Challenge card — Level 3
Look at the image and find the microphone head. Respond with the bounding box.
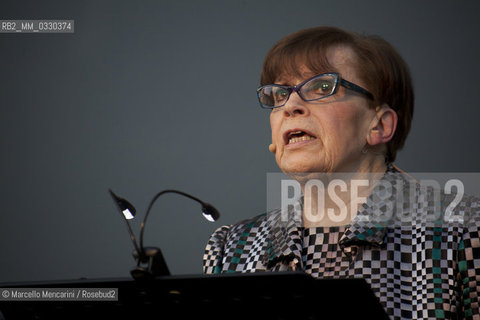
[268,143,276,153]
[109,189,137,220]
[201,203,220,222]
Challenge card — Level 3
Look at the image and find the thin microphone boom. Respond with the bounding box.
[139,189,220,252]
[108,189,141,257]
[109,188,220,279]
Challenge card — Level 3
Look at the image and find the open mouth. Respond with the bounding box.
[285,130,317,145]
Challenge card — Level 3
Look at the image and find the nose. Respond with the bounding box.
[282,91,309,117]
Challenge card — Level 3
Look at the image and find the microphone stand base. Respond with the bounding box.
[131,247,170,280]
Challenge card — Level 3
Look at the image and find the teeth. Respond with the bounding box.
[287,130,305,139]
[288,135,315,144]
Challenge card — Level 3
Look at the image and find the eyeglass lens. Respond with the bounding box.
[259,74,337,108]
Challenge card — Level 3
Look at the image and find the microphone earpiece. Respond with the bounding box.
[268,143,276,153]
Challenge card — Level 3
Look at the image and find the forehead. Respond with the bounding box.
[275,45,360,85]
[326,45,358,75]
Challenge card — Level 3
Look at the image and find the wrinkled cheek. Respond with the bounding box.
[269,114,280,142]
[320,139,337,171]
[275,151,282,166]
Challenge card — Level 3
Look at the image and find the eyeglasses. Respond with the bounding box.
[256,72,374,109]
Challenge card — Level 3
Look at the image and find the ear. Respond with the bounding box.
[366,105,398,146]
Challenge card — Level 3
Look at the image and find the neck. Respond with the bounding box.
[301,156,387,228]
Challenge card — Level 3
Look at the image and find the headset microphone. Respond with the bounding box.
[269,143,276,153]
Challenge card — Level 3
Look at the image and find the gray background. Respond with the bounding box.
[0,0,479,282]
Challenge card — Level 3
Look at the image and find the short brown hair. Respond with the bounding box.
[260,26,414,163]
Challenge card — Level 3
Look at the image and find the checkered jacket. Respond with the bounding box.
[203,167,480,319]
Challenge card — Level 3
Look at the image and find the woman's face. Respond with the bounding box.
[269,46,378,174]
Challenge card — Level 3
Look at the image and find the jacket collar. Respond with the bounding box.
[262,164,407,268]
[338,163,405,251]
[262,197,303,269]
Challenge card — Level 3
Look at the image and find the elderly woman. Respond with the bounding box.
[203,26,480,319]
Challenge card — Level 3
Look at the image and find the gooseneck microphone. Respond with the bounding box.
[109,189,140,255]
[108,188,220,280]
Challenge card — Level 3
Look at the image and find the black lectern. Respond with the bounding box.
[0,272,388,320]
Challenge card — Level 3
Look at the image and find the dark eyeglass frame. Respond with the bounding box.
[256,72,375,109]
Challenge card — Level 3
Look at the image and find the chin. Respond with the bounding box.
[279,153,331,173]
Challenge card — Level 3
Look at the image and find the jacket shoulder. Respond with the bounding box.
[202,212,272,274]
